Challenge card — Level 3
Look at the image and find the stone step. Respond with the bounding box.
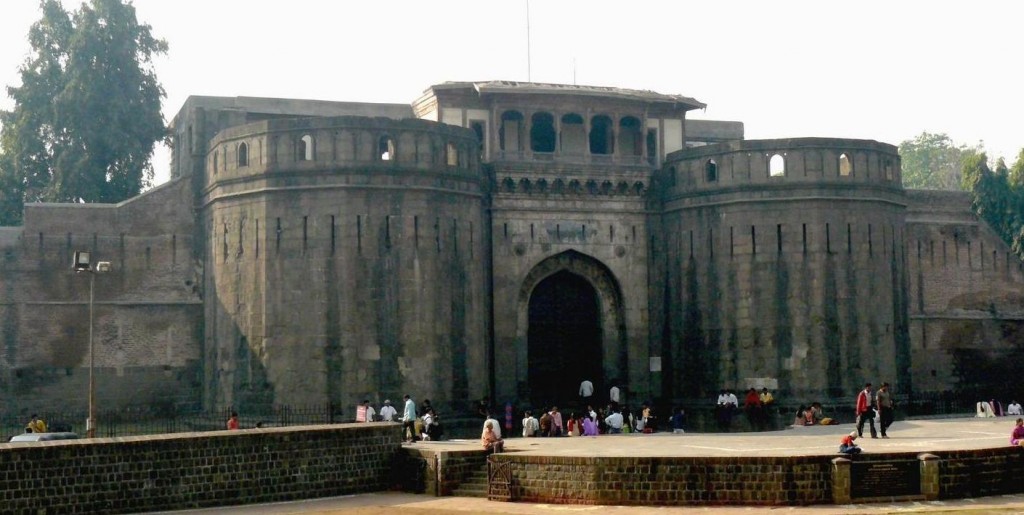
[452,484,489,498]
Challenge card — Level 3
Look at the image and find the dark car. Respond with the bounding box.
[9,432,80,442]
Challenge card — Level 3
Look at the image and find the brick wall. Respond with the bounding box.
[490,455,832,505]
[0,423,402,514]
[936,447,1024,499]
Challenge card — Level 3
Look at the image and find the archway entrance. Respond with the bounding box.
[527,271,602,408]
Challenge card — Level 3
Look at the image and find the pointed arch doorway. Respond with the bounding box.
[528,271,602,408]
[516,250,627,410]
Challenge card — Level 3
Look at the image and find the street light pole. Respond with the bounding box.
[73,251,109,439]
[88,269,95,439]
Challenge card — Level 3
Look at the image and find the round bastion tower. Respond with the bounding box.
[655,138,910,401]
[200,116,488,413]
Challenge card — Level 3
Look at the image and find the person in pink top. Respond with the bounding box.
[549,407,563,437]
[1011,418,1024,446]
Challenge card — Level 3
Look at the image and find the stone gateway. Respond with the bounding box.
[0,81,1021,415]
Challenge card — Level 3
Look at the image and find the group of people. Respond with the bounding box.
[517,402,672,439]
[839,381,896,453]
[716,387,775,431]
[977,399,1022,417]
[855,382,895,439]
[793,402,835,426]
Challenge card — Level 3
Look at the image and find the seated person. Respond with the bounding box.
[812,403,835,425]
[793,406,808,426]
[1011,418,1024,446]
[839,431,861,454]
[482,421,504,453]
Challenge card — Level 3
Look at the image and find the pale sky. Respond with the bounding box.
[2,0,1022,186]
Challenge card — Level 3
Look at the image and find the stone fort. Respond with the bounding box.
[1,81,1021,415]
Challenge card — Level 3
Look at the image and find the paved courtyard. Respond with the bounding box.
[409,416,1016,457]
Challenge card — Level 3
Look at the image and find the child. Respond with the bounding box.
[839,431,861,454]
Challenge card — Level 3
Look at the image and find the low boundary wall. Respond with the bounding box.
[479,447,1024,506]
[0,423,403,514]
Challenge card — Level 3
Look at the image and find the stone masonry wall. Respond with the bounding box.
[491,454,832,505]
[904,190,1024,395]
[0,177,203,415]
[0,423,402,514]
[201,116,488,413]
[659,138,910,401]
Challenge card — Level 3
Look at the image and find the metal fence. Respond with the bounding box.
[1,403,346,442]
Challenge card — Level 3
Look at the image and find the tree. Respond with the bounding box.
[898,132,983,191]
[962,151,1024,260]
[0,0,166,225]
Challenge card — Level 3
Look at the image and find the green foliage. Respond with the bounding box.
[0,0,166,225]
[898,132,983,191]
[962,151,1024,260]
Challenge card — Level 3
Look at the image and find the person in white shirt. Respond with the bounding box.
[604,409,624,434]
[379,399,397,422]
[716,390,729,405]
[579,379,594,399]
[402,395,418,441]
[609,385,620,404]
[726,390,738,407]
[361,400,376,422]
[1009,401,1023,416]
[522,410,539,437]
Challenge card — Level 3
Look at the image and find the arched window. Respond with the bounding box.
[446,142,459,166]
[500,111,524,152]
[378,135,395,161]
[530,112,556,152]
[769,153,786,177]
[560,113,585,155]
[706,159,718,182]
[839,153,852,176]
[238,142,249,167]
[298,134,313,161]
[619,116,642,156]
[589,115,614,155]
[885,159,894,180]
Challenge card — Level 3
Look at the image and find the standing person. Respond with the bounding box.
[549,406,563,437]
[402,394,418,442]
[876,382,894,438]
[579,379,594,401]
[362,400,377,422]
[538,409,553,437]
[856,382,878,438]
[1011,418,1024,446]
[604,408,624,434]
[226,411,240,430]
[27,414,47,433]
[379,399,398,422]
[609,384,621,406]
[522,410,539,437]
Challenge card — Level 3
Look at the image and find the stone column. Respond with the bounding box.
[831,456,852,504]
[918,453,940,500]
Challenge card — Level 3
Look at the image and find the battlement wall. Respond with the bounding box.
[665,138,901,196]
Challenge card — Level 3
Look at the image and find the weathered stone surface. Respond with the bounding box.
[0,81,1020,418]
